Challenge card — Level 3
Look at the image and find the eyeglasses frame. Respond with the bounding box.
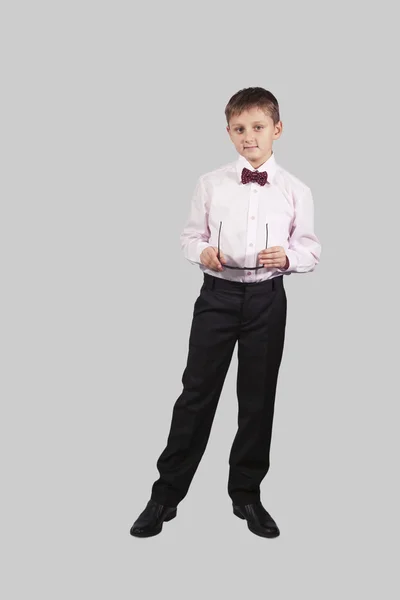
[217,221,269,270]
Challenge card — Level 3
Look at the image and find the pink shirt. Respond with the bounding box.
[180,151,321,283]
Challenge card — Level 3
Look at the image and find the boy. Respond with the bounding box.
[130,87,321,538]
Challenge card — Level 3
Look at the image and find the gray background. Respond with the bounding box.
[1,1,399,598]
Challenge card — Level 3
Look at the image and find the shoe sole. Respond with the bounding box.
[130,509,177,538]
[233,507,280,538]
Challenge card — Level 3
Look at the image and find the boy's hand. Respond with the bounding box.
[200,246,227,271]
[258,246,288,269]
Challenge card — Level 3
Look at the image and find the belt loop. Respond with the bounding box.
[211,276,216,291]
[272,277,275,291]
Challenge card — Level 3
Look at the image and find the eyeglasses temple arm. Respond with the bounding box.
[218,221,222,259]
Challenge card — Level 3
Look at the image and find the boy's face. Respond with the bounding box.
[226,107,283,169]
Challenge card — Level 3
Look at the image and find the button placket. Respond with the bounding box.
[245,186,259,277]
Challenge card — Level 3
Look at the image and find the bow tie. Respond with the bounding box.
[241,167,268,186]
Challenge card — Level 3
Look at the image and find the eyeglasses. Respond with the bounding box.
[217,221,269,270]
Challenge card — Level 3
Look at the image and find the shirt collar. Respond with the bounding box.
[235,150,277,184]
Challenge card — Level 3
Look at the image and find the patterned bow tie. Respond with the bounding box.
[241,167,268,186]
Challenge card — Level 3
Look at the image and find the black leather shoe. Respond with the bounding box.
[130,499,177,538]
[233,501,280,538]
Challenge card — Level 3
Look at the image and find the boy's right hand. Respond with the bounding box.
[200,246,227,271]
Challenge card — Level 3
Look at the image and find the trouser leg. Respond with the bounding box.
[151,280,240,506]
[227,276,287,505]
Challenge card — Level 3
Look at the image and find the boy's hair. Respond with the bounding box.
[225,87,280,126]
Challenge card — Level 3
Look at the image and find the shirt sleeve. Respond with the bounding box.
[276,186,322,274]
[180,176,212,266]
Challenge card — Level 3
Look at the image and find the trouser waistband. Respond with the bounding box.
[203,272,283,294]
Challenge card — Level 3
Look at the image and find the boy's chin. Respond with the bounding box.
[240,147,273,161]
[241,149,259,158]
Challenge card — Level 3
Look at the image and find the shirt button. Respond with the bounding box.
[253,189,258,193]
[247,272,251,275]
[249,243,253,247]
[251,216,255,220]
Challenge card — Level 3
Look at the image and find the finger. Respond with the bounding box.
[214,251,225,267]
[264,248,282,254]
[259,254,284,263]
[210,257,223,270]
[260,259,280,266]
[210,248,224,266]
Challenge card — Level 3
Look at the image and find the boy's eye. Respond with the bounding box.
[235,126,264,133]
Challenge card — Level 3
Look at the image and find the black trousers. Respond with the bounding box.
[150,272,287,507]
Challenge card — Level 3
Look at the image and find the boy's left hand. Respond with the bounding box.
[258,246,288,268]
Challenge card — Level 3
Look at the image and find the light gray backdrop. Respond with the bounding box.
[1,1,399,598]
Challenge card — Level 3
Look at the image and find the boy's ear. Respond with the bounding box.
[274,121,283,138]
